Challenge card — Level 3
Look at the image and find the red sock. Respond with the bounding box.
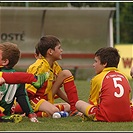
[35,111,49,117]
[55,104,64,111]
[0,112,5,117]
[13,104,23,114]
[63,76,79,112]
[2,72,36,84]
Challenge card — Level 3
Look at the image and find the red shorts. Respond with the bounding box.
[85,104,98,121]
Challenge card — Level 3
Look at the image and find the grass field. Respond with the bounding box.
[1,80,133,132]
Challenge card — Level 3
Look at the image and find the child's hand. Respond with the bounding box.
[0,77,5,85]
[32,72,49,89]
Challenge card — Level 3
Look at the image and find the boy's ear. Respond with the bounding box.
[2,59,9,66]
[47,48,53,55]
[103,62,107,67]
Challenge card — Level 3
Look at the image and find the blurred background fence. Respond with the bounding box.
[0,6,115,80]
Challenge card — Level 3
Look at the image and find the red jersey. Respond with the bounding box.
[89,67,133,122]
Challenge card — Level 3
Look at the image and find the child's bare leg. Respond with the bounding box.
[52,70,72,96]
[52,70,79,115]
[38,100,59,116]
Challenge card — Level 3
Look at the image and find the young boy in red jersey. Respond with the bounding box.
[76,47,133,122]
[0,42,49,123]
[25,35,82,117]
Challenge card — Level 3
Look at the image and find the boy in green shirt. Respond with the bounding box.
[0,42,49,123]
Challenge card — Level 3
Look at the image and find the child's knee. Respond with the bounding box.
[75,100,82,109]
[62,70,72,77]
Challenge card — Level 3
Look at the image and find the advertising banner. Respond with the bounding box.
[115,45,133,79]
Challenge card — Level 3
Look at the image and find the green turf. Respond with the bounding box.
[0,80,133,132]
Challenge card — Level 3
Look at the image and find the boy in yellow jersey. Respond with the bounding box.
[76,47,133,122]
[0,42,49,123]
[25,35,82,117]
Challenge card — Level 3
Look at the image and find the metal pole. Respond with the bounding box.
[116,2,120,44]
[109,12,114,47]
[25,2,29,7]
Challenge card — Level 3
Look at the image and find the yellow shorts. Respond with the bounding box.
[30,97,46,112]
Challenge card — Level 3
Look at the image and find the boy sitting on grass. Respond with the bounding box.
[0,42,49,123]
[76,47,133,122]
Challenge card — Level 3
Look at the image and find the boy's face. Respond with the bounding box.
[93,56,106,74]
[51,44,63,60]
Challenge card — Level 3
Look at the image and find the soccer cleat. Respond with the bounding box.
[30,117,39,122]
[81,114,95,122]
[28,113,39,122]
[69,109,81,116]
[32,72,49,89]
[69,110,78,116]
[10,114,23,123]
[0,114,22,123]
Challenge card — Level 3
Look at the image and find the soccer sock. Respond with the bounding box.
[0,112,5,117]
[63,76,79,112]
[35,111,49,117]
[55,104,64,111]
[13,103,23,114]
[2,72,36,84]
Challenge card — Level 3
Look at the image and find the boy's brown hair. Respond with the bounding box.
[36,35,61,57]
[0,42,20,68]
[95,47,120,68]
